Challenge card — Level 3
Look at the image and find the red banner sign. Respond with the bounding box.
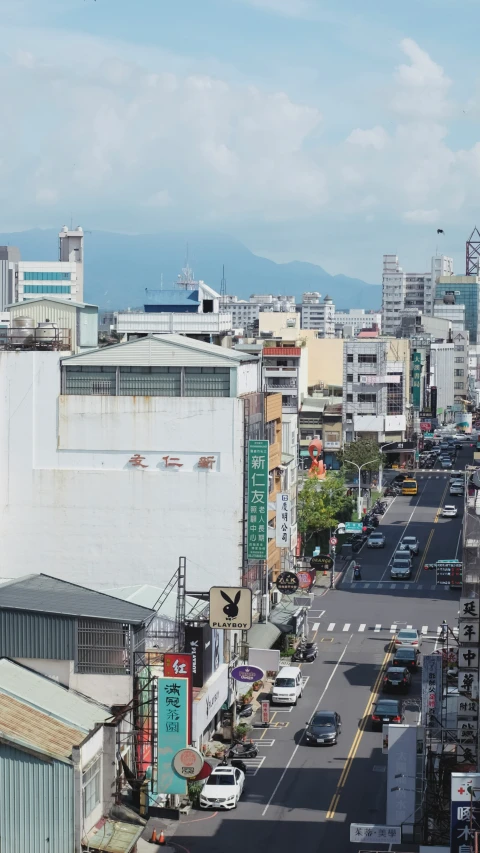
[164,653,193,744]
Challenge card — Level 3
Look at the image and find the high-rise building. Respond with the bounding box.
[299,293,335,336]
[435,276,480,344]
[382,253,453,336]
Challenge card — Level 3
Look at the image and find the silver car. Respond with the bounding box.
[367,532,386,548]
[390,559,412,580]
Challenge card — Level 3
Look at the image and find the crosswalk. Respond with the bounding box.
[313,622,459,636]
[342,581,437,591]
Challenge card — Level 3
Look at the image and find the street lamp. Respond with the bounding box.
[378,442,398,492]
[344,458,380,520]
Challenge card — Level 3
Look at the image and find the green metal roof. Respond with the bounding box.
[85,819,143,852]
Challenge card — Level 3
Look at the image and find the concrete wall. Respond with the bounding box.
[14,658,133,705]
[0,351,245,592]
[301,333,344,387]
[258,312,300,336]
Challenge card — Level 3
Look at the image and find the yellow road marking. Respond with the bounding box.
[325,640,394,820]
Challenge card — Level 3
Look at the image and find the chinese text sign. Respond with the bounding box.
[247,440,269,560]
[157,677,188,795]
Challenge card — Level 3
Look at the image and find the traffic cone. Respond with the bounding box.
[149,828,157,843]
[158,831,166,846]
[323,569,327,577]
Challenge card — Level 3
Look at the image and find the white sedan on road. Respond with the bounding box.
[442,505,458,517]
[394,628,422,649]
[199,765,245,810]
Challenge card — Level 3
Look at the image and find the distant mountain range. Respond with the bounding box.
[0,228,381,311]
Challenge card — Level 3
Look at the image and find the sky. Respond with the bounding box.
[1,0,480,281]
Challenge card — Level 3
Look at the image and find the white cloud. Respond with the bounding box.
[143,190,172,209]
[403,209,440,224]
[346,126,389,151]
[237,0,312,17]
[392,38,452,119]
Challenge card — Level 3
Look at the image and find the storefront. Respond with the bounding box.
[191,663,229,747]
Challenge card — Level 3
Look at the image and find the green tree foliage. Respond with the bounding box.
[298,473,354,543]
[338,437,385,473]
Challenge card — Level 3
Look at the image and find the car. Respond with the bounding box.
[367,532,386,548]
[391,473,409,483]
[399,535,420,556]
[390,560,412,580]
[199,765,245,810]
[394,628,422,648]
[392,550,413,567]
[392,646,420,670]
[383,667,412,693]
[304,711,341,745]
[371,699,404,730]
[450,484,464,496]
[442,505,458,517]
[425,458,435,468]
[272,667,303,705]
[441,457,453,469]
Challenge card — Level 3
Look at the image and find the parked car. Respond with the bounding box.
[391,473,409,484]
[395,627,422,648]
[399,535,420,556]
[371,699,404,730]
[392,646,420,671]
[304,711,341,745]
[442,505,458,517]
[199,765,245,810]
[272,667,303,705]
[383,667,412,693]
[367,531,386,549]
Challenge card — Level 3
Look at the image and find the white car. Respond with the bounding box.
[199,765,245,810]
[394,628,422,649]
[442,505,458,517]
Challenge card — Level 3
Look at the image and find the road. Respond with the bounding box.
[168,443,472,853]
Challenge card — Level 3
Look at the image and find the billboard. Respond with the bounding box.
[412,351,422,409]
[247,439,269,560]
[421,654,442,728]
[184,625,213,688]
[157,677,188,795]
[276,492,291,549]
[164,652,193,744]
[451,772,480,853]
[386,725,417,834]
[209,586,252,630]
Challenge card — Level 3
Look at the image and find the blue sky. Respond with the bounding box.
[1,0,480,281]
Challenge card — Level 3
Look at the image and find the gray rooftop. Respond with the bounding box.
[0,574,155,624]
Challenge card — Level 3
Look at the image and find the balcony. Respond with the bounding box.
[265,379,298,392]
[263,366,298,378]
[115,311,233,335]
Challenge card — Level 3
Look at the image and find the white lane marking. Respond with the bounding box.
[436,627,442,635]
[374,624,381,632]
[417,584,423,589]
[390,624,397,633]
[377,583,383,589]
[327,623,335,631]
[455,526,463,559]
[390,584,396,589]
[251,738,275,747]
[343,623,351,631]
[380,478,430,580]
[364,583,370,588]
[404,584,409,589]
[301,676,310,687]
[407,624,413,629]
[262,636,353,817]
[312,623,320,631]
[244,756,266,776]
[421,625,428,635]
[359,624,366,632]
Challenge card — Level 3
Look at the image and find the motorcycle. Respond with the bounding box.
[353,564,362,581]
[236,702,253,718]
[292,642,317,662]
[227,741,259,759]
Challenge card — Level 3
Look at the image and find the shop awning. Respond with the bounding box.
[270,600,303,634]
[247,620,282,649]
[84,819,143,853]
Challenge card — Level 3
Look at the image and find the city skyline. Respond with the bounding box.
[2,0,480,281]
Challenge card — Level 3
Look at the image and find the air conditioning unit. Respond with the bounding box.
[305,435,313,441]
[271,590,281,606]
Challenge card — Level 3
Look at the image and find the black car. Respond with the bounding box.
[383,667,412,693]
[371,699,404,730]
[305,711,341,745]
[392,646,420,671]
[392,473,409,484]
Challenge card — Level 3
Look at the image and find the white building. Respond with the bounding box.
[382,253,454,336]
[334,308,381,336]
[430,341,455,416]
[15,226,84,304]
[0,335,261,593]
[219,293,297,332]
[299,293,335,336]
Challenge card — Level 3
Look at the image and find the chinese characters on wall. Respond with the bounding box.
[127,453,218,471]
[247,440,269,561]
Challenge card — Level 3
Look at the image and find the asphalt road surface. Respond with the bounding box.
[169,444,472,853]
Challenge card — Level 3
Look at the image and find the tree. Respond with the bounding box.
[338,437,385,474]
[298,473,354,545]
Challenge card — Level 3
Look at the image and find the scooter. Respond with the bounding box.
[292,642,317,662]
[227,741,259,759]
[353,564,362,581]
[236,702,253,718]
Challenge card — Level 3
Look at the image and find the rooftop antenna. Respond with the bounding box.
[220,265,227,301]
[466,226,480,275]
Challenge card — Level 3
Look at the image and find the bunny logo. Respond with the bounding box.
[209,586,252,630]
[220,589,240,619]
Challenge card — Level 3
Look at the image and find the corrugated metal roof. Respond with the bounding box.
[0,659,110,731]
[6,296,97,309]
[144,288,200,306]
[0,691,84,762]
[61,334,256,367]
[0,574,154,624]
[105,585,198,621]
[85,819,143,852]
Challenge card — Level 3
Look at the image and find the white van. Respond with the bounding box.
[272,666,303,705]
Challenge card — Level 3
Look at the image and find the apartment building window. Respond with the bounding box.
[347,354,353,363]
[455,345,465,352]
[24,285,71,294]
[83,755,101,819]
[455,357,464,363]
[265,420,276,445]
[454,369,464,377]
[23,271,71,281]
[346,374,353,383]
[346,393,353,402]
[454,382,464,389]
[358,393,376,403]
[358,354,377,363]
[346,413,353,422]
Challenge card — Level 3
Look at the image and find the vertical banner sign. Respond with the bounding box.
[412,351,422,410]
[386,725,417,834]
[164,653,193,745]
[275,492,291,549]
[247,440,269,560]
[421,654,442,729]
[157,677,188,795]
[261,700,270,725]
[450,772,480,853]
[457,598,480,763]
